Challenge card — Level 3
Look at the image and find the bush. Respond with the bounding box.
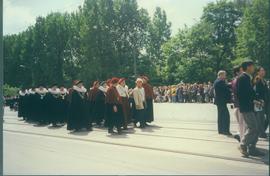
[3,84,20,97]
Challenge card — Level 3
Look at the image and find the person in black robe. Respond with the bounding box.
[67,80,92,132]
[27,88,38,122]
[142,76,155,125]
[88,81,106,127]
[58,86,69,124]
[46,85,61,127]
[35,86,49,125]
[18,89,28,120]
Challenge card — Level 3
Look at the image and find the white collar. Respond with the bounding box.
[19,90,28,96]
[48,88,60,95]
[59,88,68,94]
[28,89,36,94]
[98,86,107,93]
[35,88,48,94]
[73,85,87,93]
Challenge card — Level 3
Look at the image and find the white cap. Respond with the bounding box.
[136,78,143,83]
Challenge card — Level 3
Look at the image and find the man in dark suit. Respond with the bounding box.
[214,70,232,135]
[237,61,264,157]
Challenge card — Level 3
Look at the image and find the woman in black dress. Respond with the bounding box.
[67,80,92,132]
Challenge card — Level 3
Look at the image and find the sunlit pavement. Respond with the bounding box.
[3,104,269,175]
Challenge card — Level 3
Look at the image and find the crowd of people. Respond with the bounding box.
[7,76,155,135]
[153,82,214,103]
[213,61,269,157]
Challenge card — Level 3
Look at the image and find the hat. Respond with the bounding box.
[106,79,111,84]
[93,81,99,87]
[100,81,106,86]
[141,75,149,81]
[118,78,126,84]
[136,78,143,83]
[111,77,119,84]
[73,80,83,86]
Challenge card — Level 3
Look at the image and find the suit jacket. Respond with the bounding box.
[213,79,231,106]
[132,87,145,110]
[237,73,256,113]
[254,78,268,101]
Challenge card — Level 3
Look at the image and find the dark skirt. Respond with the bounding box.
[121,97,131,126]
[92,100,105,124]
[107,104,123,129]
[145,99,154,122]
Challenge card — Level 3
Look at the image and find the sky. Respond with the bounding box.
[4,0,215,36]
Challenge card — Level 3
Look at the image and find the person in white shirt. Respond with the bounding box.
[116,78,130,130]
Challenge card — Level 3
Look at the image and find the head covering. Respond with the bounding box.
[100,81,106,86]
[118,78,126,84]
[106,79,111,85]
[111,77,119,84]
[93,81,99,87]
[73,80,83,86]
[136,78,143,83]
[141,75,149,81]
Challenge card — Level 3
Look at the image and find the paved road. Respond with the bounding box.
[3,104,269,175]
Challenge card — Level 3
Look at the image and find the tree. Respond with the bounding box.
[236,0,270,73]
[147,7,171,77]
[202,0,242,73]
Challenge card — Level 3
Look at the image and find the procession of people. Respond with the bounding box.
[6,60,270,157]
[15,76,155,135]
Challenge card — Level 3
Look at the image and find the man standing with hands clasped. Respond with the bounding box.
[213,70,232,136]
[237,61,265,157]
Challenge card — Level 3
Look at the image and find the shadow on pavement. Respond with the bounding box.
[69,130,91,136]
[107,133,128,139]
[247,148,269,165]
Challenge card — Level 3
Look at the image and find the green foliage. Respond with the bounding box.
[235,0,270,73]
[3,84,20,97]
[3,0,269,87]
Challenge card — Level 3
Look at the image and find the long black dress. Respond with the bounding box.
[92,89,106,125]
[67,89,91,131]
[18,92,27,120]
[35,93,48,124]
[58,93,68,124]
[45,93,60,125]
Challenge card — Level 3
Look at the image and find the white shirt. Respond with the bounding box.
[116,85,129,97]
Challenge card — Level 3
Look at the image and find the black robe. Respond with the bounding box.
[45,93,61,125]
[35,93,48,123]
[67,90,91,131]
[27,93,36,122]
[58,93,69,123]
[18,94,27,119]
[93,90,106,124]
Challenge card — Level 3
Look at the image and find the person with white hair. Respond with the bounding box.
[132,78,147,128]
[213,70,232,135]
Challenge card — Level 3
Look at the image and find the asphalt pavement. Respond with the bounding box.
[3,103,269,175]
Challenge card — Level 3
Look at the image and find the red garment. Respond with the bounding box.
[88,87,99,101]
[143,83,154,99]
[106,86,121,104]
